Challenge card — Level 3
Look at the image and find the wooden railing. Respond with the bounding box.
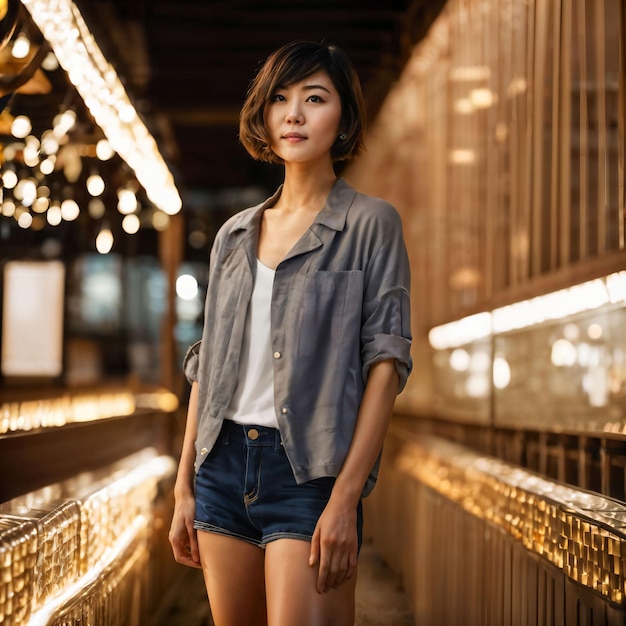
[365,417,626,626]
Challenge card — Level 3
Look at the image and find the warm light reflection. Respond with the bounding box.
[429,272,626,349]
[1,450,176,625]
[550,338,577,367]
[493,355,511,389]
[449,148,476,164]
[428,312,491,350]
[399,437,626,605]
[449,348,470,372]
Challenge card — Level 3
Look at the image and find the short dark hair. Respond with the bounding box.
[239,40,366,164]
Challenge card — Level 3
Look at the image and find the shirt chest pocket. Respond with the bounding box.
[300,270,364,351]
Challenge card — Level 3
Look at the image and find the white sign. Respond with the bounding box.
[2,260,65,377]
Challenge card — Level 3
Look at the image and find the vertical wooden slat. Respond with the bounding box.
[595,0,608,254]
[503,541,513,624]
[506,0,519,290]
[521,0,535,283]
[576,0,589,260]
[559,0,572,266]
[531,1,547,277]
[483,0,498,301]
[617,2,626,250]
[549,0,562,271]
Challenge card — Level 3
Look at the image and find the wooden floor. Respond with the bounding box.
[153,540,414,625]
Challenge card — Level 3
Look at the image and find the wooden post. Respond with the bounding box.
[158,212,184,392]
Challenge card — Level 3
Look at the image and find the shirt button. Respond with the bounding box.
[273,351,281,359]
[200,447,208,455]
[281,407,288,414]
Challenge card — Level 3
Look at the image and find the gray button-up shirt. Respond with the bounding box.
[183,178,412,497]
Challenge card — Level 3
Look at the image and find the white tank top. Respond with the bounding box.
[225,259,278,427]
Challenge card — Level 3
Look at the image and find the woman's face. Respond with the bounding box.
[263,71,342,166]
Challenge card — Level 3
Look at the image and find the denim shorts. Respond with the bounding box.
[194,420,363,549]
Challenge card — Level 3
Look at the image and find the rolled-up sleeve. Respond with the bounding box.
[361,209,412,391]
[182,340,202,384]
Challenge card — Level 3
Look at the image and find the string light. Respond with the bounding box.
[86,173,105,196]
[95,223,113,254]
[11,32,31,59]
[21,0,182,215]
[11,115,32,138]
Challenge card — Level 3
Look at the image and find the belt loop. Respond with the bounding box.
[274,428,282,451]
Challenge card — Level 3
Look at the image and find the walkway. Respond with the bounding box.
[154,540,414,625]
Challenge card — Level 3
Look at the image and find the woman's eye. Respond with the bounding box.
[308,95,324,103]
[271,94,286,102]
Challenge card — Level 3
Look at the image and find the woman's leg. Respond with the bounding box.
[197,530,267,626]
[264,538,357,626]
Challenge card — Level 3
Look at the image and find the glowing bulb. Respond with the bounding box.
[32,197,49,213]
[117,188,137,214]
[122,213,140,234]
[86,173,105,196]
[96,139,115,160]
[47,203,62,226]
[17,211,33,228]
[176,274,199,300]
[53,109,76,136]
[23,144,40,167]
[41,51,59,71]
[2,200,16,217]
[2,170,17,189]
[40,157,56,175]
[41,131,60,155]
[96,226,114,254]
[61,199,80,221]
[11,33,30,59]
[17,179,37,207]
[11,115,32,138]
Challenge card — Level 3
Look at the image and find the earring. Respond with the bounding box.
[339,133,347,140]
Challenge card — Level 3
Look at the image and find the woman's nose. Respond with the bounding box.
[286,102,303,124]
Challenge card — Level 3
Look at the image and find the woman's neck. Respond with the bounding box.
[277,161,337,213]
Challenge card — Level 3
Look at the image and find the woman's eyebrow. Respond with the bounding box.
[302,84,332,93]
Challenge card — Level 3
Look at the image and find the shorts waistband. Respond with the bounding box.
[219,419,282,450]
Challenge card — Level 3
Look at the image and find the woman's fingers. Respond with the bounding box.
[316,542,357,593]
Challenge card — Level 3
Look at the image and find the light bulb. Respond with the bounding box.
[11,115,32,138]
[12,33,30,59]
[86,173,105,196]
[96,225,114,254]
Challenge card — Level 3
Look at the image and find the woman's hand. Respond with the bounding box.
[169,487,202,569]
[309,494,358,593]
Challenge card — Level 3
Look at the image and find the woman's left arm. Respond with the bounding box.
[309,358,399,593]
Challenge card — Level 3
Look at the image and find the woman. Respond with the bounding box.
[169,40,412,626]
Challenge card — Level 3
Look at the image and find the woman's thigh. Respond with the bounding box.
[197,529,267,626]
[264,538,357,626]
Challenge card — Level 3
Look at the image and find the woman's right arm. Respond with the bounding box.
[168,381,202,568]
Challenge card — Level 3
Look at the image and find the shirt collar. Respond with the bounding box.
[227,177,357,234]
